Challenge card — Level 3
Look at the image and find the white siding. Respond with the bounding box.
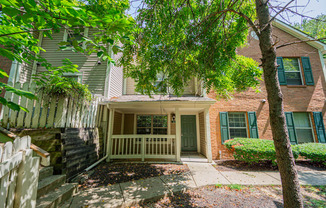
[108,52,123,98]
[38,29,108,96]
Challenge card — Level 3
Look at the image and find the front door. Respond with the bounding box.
[181,115,197,151]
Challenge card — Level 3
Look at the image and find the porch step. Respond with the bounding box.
[36,183,78,208]
[37,175,66,199]
[39,167,54,181]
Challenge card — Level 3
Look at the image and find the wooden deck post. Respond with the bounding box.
[106,108,115,162]
[175,108,181,162]
[141,135,145,161]
[204,108,213,163]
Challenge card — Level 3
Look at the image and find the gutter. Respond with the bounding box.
[84,155,108,172]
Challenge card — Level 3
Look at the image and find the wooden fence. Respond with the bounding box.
[1,82,102,129]
[0,136,40,208]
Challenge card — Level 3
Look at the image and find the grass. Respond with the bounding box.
[227,184,243,190]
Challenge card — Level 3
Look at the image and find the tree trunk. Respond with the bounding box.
[255,1,303,207]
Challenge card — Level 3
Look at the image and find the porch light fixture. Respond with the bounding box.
[261,99,266,103]
[171,113,176,123]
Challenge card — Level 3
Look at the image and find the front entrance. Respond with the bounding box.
[181,115,197,151]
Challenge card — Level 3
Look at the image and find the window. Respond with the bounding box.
[62,73,82,83]
[283,58,303,85]
[220,111,258,143]
[137,115,168,135]
[228,112,248,138]
[293,113,314,144]
[153,73,167,93]
[277,57,314,86]
[63,28,89,49]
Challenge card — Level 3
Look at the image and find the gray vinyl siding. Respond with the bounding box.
[108,52,123,98]
[37,29,108,96]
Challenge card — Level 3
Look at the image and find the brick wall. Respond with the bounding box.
[0,48,12,112]
[208,26,326,160]
[199,112,207,157]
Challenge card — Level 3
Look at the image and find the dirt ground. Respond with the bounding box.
[78,162,189,189]
[136,185,326,208]
[214,160,326,172]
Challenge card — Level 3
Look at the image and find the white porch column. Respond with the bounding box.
[175,108,181,162]
[204,107,213,163]
[106,108,115,162]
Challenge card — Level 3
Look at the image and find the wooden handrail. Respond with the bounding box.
[0,127,50,159]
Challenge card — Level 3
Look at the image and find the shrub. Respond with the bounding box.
[295,143,326,163]
[224,138,300,164]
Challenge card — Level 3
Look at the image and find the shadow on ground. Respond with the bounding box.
[79,162,189,188]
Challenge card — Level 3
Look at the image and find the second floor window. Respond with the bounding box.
[283,58,303,85]
[277,56,314,86]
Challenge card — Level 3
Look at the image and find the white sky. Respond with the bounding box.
[128,0,326,24]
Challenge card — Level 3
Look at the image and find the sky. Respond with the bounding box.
[128,0,326,24]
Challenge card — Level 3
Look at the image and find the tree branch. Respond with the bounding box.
[276,37,326,49]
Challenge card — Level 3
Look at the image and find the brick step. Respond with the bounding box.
[36,183,78,208]
[37,175,66,199]
[39,167,54,181]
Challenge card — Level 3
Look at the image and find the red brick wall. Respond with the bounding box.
[208,26,326,160]
[0,46,12,112]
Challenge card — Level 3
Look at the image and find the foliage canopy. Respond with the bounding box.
[0,0,134,110]
[120,0,262,97]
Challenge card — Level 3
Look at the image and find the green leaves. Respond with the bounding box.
[121,0,260,97]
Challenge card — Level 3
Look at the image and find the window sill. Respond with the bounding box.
[285,85,307,88]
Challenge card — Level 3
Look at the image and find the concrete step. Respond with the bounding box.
[37,175,66,199]
[39,167,54,181]
[36,183,78,208]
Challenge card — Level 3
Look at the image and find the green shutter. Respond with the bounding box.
[220,112,229,144]
[248,112,259,138]
[285,112,298,144]
[277,57,287,85]
[313,112,326,143]
[301,57,314,86]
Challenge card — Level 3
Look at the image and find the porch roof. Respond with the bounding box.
[107,95,216,104]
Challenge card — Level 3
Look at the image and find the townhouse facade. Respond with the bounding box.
[4,20,326,163]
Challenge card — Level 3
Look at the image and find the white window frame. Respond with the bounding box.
[227,112,248,139]
[293,112,316,143]
[284,58,304,85]
[136,114,168,135]
[62,72,83,83]
[63,28,89,49]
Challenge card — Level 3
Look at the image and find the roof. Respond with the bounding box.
[273,19,326,53]
[107,95,216,104]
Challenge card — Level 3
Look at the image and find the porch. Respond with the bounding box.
[103,95,215,163]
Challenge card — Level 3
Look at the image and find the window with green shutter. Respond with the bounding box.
[285,112,315,144]
[277,57,314,86]
[220,111,259,144]
[313,112,326,143]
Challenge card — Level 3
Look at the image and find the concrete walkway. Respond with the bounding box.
[69,163,326,207]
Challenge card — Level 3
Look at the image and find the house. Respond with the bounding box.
[3,20,326,163]
[210,19,326,159]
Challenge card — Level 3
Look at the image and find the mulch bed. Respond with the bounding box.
[78,162,189,189]
[214,160,326,172]
[136,185,326,208]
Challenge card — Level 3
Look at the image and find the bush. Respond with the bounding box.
[294,143,326,163]
[224,138,300,164]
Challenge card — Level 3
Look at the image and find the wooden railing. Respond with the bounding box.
[110,135,176,161]
[0,126,50,166]
[0,136,39,207]
[1,82,102,129]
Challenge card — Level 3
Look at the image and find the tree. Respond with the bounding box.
[120,0,326,207]
[294,14,326,44]
[0,0,134,111]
